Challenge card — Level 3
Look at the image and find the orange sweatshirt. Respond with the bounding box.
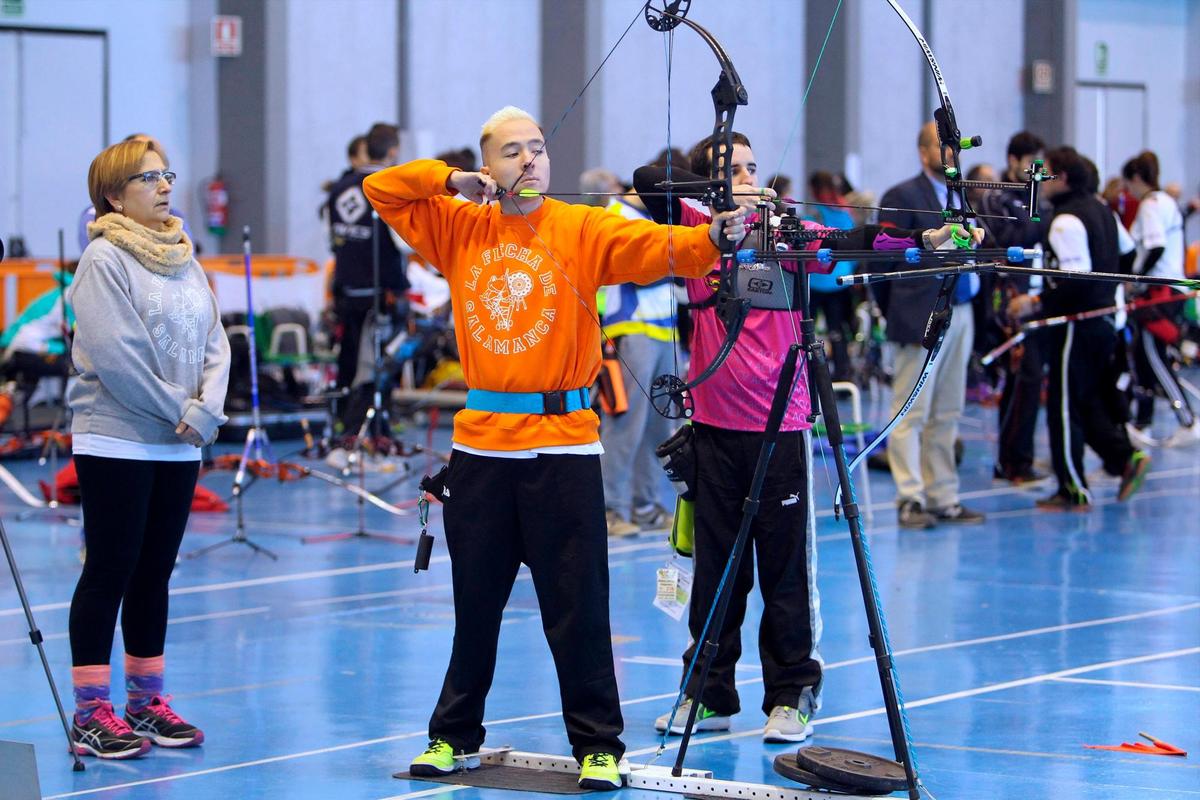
[364,159,719,451]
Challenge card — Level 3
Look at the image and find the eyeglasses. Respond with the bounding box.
[125,170,176,186]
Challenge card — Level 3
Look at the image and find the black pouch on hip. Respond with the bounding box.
[419,464,450,504]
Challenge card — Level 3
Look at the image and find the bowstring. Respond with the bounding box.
[499,2,666,410]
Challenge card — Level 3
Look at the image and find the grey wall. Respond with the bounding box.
[217,0,268,252]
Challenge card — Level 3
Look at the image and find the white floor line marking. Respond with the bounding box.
[625,602,1200,673]
[295,584,455,608]
[625,645,1200,757]
[812,464,1199,520]
[1,540,670,619]
[41,646,1199,798]
[0,559,449,618]
[379,787,469,800]
[41,730,434,799]
[0,606,270,647]
[816,485,1200,540]
[1050,676,1200,693]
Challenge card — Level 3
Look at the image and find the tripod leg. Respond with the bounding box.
[0,518,85,771]
[804,325,920,799]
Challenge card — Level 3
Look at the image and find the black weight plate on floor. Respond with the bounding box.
[773,753,892,796]
[793,746,908,794]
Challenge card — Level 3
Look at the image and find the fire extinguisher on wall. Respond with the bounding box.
[205,177,228,237]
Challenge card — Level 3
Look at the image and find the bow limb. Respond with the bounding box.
[837,0,971,490]
[647,6,751,420]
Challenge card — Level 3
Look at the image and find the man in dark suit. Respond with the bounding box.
[876,122,986,529]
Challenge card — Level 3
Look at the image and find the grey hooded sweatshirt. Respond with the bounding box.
[67,238,231,445]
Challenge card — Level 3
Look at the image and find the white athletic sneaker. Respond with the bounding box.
[1164,421,1200,448]
[763,704,814,743]
[654,698,731,734]
[1125,423,1158,449]
[764,687,818,743]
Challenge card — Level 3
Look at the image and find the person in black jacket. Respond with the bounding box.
[326,123,410,428]
[978,132,1049,483]
[877,122,986,529]
[1007,147,1149,510]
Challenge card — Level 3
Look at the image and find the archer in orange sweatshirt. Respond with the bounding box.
[364,159,739,451]
[363,107,745,790]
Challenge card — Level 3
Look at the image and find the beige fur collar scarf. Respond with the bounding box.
[87,213,194,276]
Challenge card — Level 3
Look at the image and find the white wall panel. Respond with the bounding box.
[1076,0,1189,189]
[585,0,805,188]
[5,0,195,248]
[405,0,541,162]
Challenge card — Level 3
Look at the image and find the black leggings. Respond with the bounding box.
[68,455,199,666]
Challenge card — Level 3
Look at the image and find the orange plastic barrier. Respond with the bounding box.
[1186,242,1198,278]
[0,258,66,328]
[199,254,323,278]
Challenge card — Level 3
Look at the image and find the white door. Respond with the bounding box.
[0,29,106,260]
[1074,81,1147,185]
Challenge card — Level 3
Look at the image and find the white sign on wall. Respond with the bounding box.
[1031,60,1055,95]
[211,15,242,58]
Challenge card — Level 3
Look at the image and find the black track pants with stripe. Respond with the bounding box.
[1045,320,1134,498]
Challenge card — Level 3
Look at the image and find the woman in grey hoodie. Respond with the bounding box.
[65,139,230,759]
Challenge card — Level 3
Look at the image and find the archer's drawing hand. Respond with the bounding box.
[447,171,500,204]
[731,185,776,210]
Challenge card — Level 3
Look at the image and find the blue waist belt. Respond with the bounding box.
[466,388,590,415]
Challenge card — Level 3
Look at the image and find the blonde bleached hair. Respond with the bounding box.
[88,139,169,217]
[479,106,543,155]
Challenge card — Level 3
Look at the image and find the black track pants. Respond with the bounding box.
[682,423,821,716]
[429,450,624,761]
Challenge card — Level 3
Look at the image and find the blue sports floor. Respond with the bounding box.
[0,396,1197,800]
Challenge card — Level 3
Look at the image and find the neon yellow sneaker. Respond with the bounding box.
[409,738,479,776]
[578,751,622,791]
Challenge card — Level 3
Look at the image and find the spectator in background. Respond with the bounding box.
[766,173,792,200]
[434,147,477,173]
[965,163,1000,400]
[0,262,75,415]
[1103,176,1140,231]
[579,168,624,209]
[877,121,986,529]
[78,133,192,253]
[977,131,1049,484]
[652,147,690,173]
[322,135,369,195]
[595,162,676,537]
[1123,151,1199,444]
[965,163,997,207]
[1006,146,1149,509]
[804,170,856,382]
[326,123,409,431]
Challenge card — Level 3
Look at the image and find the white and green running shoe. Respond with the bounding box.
[654,698,731,734]
[409,738,479,776]
[763,687,818,743]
